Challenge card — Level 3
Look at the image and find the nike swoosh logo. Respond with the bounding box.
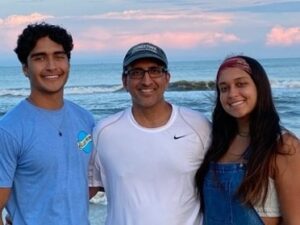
[174,135,186,140]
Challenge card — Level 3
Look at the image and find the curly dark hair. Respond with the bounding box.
[195,55,283,210]
[14,22,73,65]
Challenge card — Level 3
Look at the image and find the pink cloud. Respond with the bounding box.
[266,25,300,46]
[0,28,19,53]
[74,28,240,52]
[123,32,240,48]
[74,10,236,52]
[73,28,112,51]
[0,13,53,26]
[0,13,54,52]
[84,10,232,25]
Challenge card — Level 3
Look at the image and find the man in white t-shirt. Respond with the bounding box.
[89,42,211,225]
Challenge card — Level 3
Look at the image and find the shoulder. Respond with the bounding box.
[93,110,126,136]
[1,100,27,120]
[65,100,91,114]
[65,99,94,121]
[280,132,300,155]
[175,105,211,147]
[0,100,28,132]
[0,101,29,147]
[176,105,211,128]
[275,132,300,174]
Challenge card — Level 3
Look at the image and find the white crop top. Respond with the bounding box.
[254,177,281,217]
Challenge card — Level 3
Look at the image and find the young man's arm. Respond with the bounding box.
[0,188,11,225]
[89,186,105,199]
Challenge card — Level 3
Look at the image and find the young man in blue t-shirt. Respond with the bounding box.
[0,23,94,225]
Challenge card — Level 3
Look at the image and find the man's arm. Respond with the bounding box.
[0,188,11,225]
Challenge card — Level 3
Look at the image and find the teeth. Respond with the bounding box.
[140,89,153,93]
[45,75,59,79]
[230,100,243,107]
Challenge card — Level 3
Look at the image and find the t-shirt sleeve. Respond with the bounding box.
[88,127,103,187]
[0,128,19,187]
[201,118,212,152]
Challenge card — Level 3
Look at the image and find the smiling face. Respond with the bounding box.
[217,67,257,122]
[122,58,170,111]
[23,36,70,100]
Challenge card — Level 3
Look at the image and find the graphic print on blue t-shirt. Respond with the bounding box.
[77,130,92,153]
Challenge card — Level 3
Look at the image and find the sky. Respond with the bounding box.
[1,0,300,65]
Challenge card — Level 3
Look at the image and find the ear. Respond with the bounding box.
[122,75,128,91]
[22,64,29,77]
[165,72,170,85]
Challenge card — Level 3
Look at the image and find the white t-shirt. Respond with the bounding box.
[89,105,211,225]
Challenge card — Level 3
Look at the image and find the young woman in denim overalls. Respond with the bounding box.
[195,56,300,225]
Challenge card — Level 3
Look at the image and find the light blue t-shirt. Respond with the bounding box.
[0,99,94,225]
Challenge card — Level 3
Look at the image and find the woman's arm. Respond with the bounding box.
[275,133,300,225]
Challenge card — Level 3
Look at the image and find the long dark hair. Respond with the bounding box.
[195,55,282,210]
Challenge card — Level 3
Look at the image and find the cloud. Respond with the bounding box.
[74,27,240,52]
[122,32,240,48]
[224,1,300,13]
[266,25,300,46]
[83,9,233,25]
[0,13,54,52]
[72,10,238,52]
[0,13,53,26]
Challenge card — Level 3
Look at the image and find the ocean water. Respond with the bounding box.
[1,58,300,224]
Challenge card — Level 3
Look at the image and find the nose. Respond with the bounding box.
[45,57,57,70]
[228,86,238,97]
[140,71,153,85]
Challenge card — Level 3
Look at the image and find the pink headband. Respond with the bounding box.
[216,57,251,81]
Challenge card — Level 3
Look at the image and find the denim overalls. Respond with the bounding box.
[203,162,264,225]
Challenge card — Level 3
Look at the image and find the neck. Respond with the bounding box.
[237,119,250,137]
[27,93,64,110]
[132,102,172,128]
[237,131,250,137]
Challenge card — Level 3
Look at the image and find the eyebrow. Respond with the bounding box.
[218,76,249,85]
[30,51,66,58]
